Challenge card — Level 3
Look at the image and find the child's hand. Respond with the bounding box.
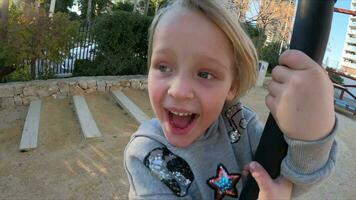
[243,161,293,200]
[266,50,335,141]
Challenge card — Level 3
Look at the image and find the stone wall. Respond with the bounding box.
[0,75,147,108]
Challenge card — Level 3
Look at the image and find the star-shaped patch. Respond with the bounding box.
[207,164,241,200]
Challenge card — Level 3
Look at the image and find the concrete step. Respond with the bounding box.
[73,95,102,138]
[112,90,149,124]
[19,100,41,151]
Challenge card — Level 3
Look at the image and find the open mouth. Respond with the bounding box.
[167,109,198,135]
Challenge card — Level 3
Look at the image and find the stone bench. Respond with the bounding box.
[73,95,102,138]
[19,100,41,151]
[111,90,149,124]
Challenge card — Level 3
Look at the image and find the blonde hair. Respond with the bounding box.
[147,0,258,99]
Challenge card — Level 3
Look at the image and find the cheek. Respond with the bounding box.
[200,82,233,102]
[201,92,226,113]
[148,72,165,114]
[198,84,232,116]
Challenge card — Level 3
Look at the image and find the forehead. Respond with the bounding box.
[152,7,234,68]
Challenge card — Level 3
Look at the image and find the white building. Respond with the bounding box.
[340,0,356,77]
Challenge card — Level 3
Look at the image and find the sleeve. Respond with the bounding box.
[244,107,338,197]
[281,118,338,197]
[124,136,192,200]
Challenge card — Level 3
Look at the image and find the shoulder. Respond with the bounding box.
[241,104,258,123]
[124,120,196,198]
[224,103,263,152]
[125,118,165,161]
[124,119,173,197]
[240,105,263,138]
[223,102,259,125]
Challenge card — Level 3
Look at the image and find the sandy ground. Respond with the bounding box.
[0,93,138,199]
[0,87,355,199]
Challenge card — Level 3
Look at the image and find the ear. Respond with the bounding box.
[226,82,238,101]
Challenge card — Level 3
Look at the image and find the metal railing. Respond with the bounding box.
[327,69,356,115]
[36,24,96,77]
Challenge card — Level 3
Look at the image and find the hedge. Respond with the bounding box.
[76,11,152,76]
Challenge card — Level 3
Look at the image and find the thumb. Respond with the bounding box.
[248,161,273,192]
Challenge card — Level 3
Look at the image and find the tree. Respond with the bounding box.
[0,0,10,41]
[23,0,40,20]
[133,0,139,12]
[113,0,134,12]
[78,0,113,22]
[242,22,266,51]
[259,41,282,72]
[40,0,80,20]
[151,0,165,15]
[4,5,79,79]
[87,0,92,23]
[132,0,166,16]
[234,0,249,22]
[42,0,74,14]
[144,0,148,15]
[48,0,56,17]
[232,0,294,48]
[246,0,294,44]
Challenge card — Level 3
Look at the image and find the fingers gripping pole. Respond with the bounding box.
[239,1,335,199]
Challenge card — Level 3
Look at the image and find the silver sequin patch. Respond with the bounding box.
[144,147,194,197]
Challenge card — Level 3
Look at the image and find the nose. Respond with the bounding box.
[167,75,194,100]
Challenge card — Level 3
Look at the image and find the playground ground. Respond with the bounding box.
[0,87,355,199]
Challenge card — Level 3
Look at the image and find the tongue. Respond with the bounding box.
[172,114,194,129]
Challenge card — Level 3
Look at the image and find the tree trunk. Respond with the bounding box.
[49,0,56,17]
[30,58,36,79]
[144,0,149,15]
[133,0,139,12]
[24,0,40,20]
[155,4,159,15]
[86,0,92,24]
[0,0,10,42]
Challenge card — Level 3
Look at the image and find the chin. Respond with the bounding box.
[164,133,193,148]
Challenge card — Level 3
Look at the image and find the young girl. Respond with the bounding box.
[124,0,337,199]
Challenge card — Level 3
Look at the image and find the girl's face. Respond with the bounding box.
[148,7,237,147]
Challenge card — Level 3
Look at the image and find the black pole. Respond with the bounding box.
[239,1,335,199]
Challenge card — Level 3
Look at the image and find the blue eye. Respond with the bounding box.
[198,71,213,79]
[158,64,172,73]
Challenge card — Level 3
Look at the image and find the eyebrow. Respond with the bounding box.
[153,48,174,56]
[195,53,230,71]
[153,48,230,71]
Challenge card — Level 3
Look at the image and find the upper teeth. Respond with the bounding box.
[171,111,193,116]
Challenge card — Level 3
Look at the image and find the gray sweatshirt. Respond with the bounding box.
[124,103,337,199]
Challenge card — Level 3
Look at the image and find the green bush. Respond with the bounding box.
[2,5,79,80]
[113,0,134,12]
[241,22,266,52]
[73,59,104,76]
[326,67,344,84]
[329,73,344,85]
[259,41,282,73]
[8,65,31,82]
[91,10,152,76]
